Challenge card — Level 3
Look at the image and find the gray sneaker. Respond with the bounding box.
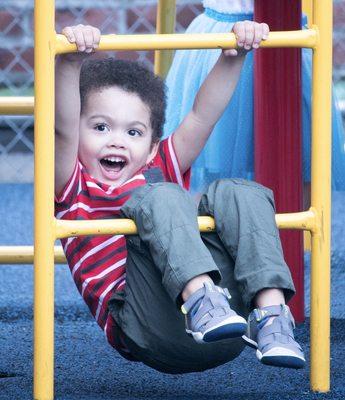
[181,281,247,344]
[242,304,306,369]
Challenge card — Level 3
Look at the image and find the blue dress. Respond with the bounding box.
[164,5,345,193]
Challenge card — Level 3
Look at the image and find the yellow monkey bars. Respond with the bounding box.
[0,0,332,398]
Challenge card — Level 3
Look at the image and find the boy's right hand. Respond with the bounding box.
[60,24,101,62]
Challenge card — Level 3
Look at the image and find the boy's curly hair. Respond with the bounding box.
[80,58,166,143]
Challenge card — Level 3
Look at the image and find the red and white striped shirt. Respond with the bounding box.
[55,136,190,350]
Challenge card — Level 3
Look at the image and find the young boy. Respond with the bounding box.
[55,21,305,374]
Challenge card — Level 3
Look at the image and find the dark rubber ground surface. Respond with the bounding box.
[0,185,344,399]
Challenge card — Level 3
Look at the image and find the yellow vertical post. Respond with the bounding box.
[34,0,56,398]
[303,0,313,24]
[154,0,176,78]
[303,0,313,254]
[310,0,332,392]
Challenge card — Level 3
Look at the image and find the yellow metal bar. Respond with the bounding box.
[55,29,318,54]
[304,231,312,252]
[55,211,316,239]
[0,31,318,116]
[154,0,176,78]
[303,0,313,24]
[55,216,215,238]
[276,209,317,231]
[34,0,56,398]
[309,0,332,393]
[0,209,318,265]
[0,246,66,264]
[0,97,34,115]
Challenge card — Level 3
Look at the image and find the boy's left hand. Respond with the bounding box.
[223,21,269,57]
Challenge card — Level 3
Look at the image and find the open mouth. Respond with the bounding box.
[100,156,127,173]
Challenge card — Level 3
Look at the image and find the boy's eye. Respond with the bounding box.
[127,129,142,137]
[94,123,109,132]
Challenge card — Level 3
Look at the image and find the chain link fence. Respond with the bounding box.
[0,0,344,182]
[0,0,202,182]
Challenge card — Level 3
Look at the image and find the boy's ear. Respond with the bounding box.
[147,141,159,164]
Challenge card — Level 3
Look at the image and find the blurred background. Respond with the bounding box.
[0,0,344,183]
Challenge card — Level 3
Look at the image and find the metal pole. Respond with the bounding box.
[154,0,176,78]
[0,246,66,264]
[55,30,317,54]
[0,208,317,265]
[0,97,34,115]
[303,0,313,24]
[34,0,56,397]
[310,0,332,392]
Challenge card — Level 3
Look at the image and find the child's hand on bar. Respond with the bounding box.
[223,21,269,57]
[61,24,101,61]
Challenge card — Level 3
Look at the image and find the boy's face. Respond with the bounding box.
[79,86,158,187]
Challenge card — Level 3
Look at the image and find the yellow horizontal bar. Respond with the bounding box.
[55,29,318,55]
[0,210,317,265]
[55,216,215,239]
[0,97,34,115]
[56,210,317,240]
[0,30,317,117]
[276,209,317,232]
[0,246,66,264]
[0,30,318,117]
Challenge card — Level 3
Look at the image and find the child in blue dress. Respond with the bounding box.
[164,0,345,195]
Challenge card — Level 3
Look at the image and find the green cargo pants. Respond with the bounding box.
[108,179,295,373]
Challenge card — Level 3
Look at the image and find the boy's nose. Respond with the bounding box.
[107,135,126,149]
[108,142,125,149]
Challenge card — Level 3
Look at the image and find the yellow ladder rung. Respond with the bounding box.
[55,30,318,54]
[0,209,318,265]
[0,96,34,115]
[54,210,317,239]
[0,30,318,117]
[0,245,66,264]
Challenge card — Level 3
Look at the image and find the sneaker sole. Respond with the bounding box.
[257,347,306,369]
[187,316,247,344]
[241,334,258,349]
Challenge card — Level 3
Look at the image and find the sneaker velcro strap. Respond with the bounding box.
[253,308,279,322]
[181,283,231,314]
[258,320,302,351]
[181,285,206,315]
[254,304,291,323]
[259,321,293,337]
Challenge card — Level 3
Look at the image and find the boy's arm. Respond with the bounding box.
[172,21,269,174]
[55,25,100,196]
[55,56,83,195]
